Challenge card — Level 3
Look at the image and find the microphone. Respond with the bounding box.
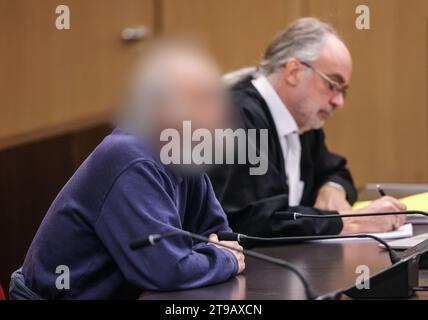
[218,232,401,264]
[274,210,428,220]
[130,229,320,300]
[130,231,181,250]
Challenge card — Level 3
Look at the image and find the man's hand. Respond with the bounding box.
[314,184,352,211]
[340,196,407,235]
[209,234,245,274]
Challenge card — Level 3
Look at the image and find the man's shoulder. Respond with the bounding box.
[91,129,162,170]
[229,77,272,128]
[230,76,264,107]
[95,129,151,160]
[72,129,171,193]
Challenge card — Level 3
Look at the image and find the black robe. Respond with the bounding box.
[208,77,357,237]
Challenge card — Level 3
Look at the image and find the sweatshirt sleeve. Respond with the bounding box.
[219,189,343,238]
[94,160,238,291]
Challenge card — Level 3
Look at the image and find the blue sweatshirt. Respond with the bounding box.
[21,129,238,299]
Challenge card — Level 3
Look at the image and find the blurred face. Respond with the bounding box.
[169,58,228,133]
[154,52,229,143]
[285,35,353,132]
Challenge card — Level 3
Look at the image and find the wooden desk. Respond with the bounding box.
[140,188,428,300]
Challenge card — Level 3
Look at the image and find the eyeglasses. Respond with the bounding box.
[300,61,348,99]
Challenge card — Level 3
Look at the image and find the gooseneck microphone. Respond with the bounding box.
[272,210,428,264]
[130,229,320,300]
[218,232,401,264]
[274,210,428,220]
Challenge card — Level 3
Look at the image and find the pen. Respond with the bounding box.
[376,184,386,197]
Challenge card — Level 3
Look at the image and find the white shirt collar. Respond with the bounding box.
[251,74,299,137]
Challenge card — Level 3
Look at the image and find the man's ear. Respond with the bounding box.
[282,58,303,87]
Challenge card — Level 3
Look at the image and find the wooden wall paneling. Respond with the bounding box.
[161,0,304,72]
[393,2,428,184]
[0,135,75,292]
[0,0,155,150]
[305,0,428,187]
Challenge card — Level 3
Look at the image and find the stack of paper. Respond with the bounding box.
[385,232,428,250]
[312,224,413,243]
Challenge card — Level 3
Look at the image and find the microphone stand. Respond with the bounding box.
[218,232,401,264]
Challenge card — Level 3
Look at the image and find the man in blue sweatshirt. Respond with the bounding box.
[13,42,245,299]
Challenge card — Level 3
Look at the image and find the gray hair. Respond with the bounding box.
[117,40,213,135]
[260,17,340,75]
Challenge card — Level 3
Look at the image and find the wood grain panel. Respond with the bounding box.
[161,0,303,72]
[0,0,154,150]
[305,0,428,186]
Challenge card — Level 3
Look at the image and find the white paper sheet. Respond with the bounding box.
[310,223,413,244]
[384,232,428,250]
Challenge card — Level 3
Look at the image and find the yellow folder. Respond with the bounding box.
[352,192,428,212]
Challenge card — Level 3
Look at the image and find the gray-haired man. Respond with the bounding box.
[209,17,406,237]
